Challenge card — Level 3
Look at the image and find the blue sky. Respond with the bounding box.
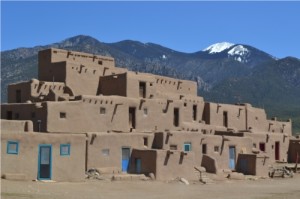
[1,1,300,58]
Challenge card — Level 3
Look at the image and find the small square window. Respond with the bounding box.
[60,144,70,156]
[184,142,191,152]
[102,149,110,156]
[214,146,219,152]
[98,60,103,65]
[7,141,19,154]
[60,112,66,118]
[100,107,106,114]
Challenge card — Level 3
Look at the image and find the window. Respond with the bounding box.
[202,144,207,154]
[139,82,146,98]
[173,108,179,127]
[60,112,66,118]
[223,111,228,127]
[259,143,266,152]
[184,142,191,152]
[102,149,110,156]
[100,107,106,114]
[143,108,148,116]
[214,146,219,152]
[193,105,197,121]
[16,89,21,103]
[143,137,148,147]
[170,145,177,150]
[98,60,103,65]
[7,141,19,154]
[60,144,70,156]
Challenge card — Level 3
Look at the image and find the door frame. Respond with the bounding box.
[38,144,52,180]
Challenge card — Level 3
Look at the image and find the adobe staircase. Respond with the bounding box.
[194,166,214,184]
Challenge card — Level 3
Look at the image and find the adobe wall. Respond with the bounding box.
[154,131,253,172]
[1,132,86,181]
[8,79,65,103]
[154,75,197,97]
[99,73,128,97]
[246,105,268,132]
[266,118,292,136]
[0,119,33,133]
[245,133,289,163]
[64,61,127,96]
[1,103,48,132]
[155,150,198,181]
[99,71,198,100]
[39,94,205,133]
[38,48,115,81]
[86,132,154,173]
[203,102,247,131]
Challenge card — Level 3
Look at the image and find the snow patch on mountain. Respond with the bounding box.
[203,42,235,54]
[227,45,250,63]
[228,45,249,56]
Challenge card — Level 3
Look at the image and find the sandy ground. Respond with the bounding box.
[1,175,300,199]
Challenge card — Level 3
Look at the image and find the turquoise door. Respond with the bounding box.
[38,145,52,180]
[122,147,130,172]
[135,158,141,174]
[229,146,236,170]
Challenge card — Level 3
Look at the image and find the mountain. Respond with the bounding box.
[1,35,300,133]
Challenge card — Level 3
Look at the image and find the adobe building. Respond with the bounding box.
[1,48,299,182]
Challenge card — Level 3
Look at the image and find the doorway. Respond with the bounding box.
[122,147,130,172]
[229,146,236,170]
[38,145,52,180]
[174,108,179,127]
[135,158,141,174]
[129,107,136,129]
[275,142,280,161]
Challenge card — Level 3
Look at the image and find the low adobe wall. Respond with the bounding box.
[1,132,86,182]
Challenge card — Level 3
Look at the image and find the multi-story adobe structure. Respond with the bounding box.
[1,48,299,182]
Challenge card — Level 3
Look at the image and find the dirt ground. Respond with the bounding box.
[1,174,300,199]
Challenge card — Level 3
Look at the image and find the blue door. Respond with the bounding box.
[122,147,130,172]
[38,145,52,180]
[240,159,248,174]
[135,158,141,174]
[229,146,236,170]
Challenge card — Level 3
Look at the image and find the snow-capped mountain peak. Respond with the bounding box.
[203,42,235,54]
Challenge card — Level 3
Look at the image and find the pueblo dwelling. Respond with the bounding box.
[1,48,299,182]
